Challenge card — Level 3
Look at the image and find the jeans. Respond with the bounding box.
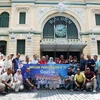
[97,74,100,88]
[65,80,74,89]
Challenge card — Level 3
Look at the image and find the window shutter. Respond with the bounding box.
[95,14,100,25]
[0,12,9,27]
[19,12,26,24]
[17,40,25,54]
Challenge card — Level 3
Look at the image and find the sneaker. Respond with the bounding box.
[93,90,96,93]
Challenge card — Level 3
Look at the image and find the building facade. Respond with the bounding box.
[0,0,100,60]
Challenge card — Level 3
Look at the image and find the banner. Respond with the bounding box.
[22,64,69,78]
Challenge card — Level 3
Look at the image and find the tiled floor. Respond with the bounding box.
[1,89,100,100]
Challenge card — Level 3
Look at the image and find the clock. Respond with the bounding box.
[55,24,67,37]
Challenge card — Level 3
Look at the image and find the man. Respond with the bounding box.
[59,55,65,64]
[23,55,31,64]
[87,54,95,72]
[94,55,99,74]
[32,54,38,64]
[38,56,47,64]
[84,67,97,93]
[10,53,14,60]
[23,68,35,90]
[65,67,74,91]
[12,53,20,73]
[68,55,74,64]
[80,54,87,72]
[0,68,13,95]
[74,68,86,90]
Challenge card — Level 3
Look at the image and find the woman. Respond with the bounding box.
[48,57,55,64]
[13,69,24,92]
[4,55,12,71]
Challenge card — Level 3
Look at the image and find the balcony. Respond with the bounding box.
[40,38,87,51]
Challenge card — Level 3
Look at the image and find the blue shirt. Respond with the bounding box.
[23,72,31,83]
[95,60,99,71]
[87,59,95,72]
[12,58,19,72]
[80,59,87,71]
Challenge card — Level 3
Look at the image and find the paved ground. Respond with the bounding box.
[1,89,100,100]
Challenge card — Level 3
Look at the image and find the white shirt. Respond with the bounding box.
[23,61,32,64]
[0,72,12,83]
[4,60,12,71]
[32,59,38,64]
[0,60,5,74]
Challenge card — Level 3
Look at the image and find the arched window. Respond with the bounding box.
[43,16,78,39]
[0,12,9,27]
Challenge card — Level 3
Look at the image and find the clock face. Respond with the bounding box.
[55,24,67,37]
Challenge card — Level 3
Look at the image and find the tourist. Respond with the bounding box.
[23,68,35,90]
[0,68,13,94]
[68,55,74,64]
[38,56,47,64]
[84,67,97,93]
[12,53,20,73]
[80,54,87,72]
[4,55,12,71]
[59,55,65,64]
[10,53,14,60]
[74,68,86,90]
[87,54,95,72]
[48,57,55,64]
[23,55,31,64]
[55,57,60,64]
[94,55,99,74]
[32,54,38,64]
[13,69,24,92]
[65,67,74,91]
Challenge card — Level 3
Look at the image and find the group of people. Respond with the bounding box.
[0,53,100,95]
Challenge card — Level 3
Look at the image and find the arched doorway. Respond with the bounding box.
[40,16,86,60]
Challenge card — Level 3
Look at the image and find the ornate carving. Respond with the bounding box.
[55,2,66,13]
[37,2,84,23]
[68,8,84,22]
[37,7,50,20]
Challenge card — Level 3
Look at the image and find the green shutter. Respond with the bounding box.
[0,12,9,27]
[95,14,100,25]
[97,41,100,55]
[19,12,26,24]
[17,40,25,54]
